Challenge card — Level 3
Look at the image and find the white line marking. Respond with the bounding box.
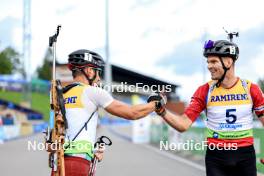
[142,144,206,172]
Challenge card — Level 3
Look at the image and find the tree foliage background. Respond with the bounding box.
[258,78,264,93]
[36,48,52,80]
[0,46,23,75]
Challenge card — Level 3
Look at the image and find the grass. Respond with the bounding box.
[257,163,264,174]
[0,90,50,121]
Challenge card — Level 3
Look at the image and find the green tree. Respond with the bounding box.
[0,47,20,74]
[36,48,52,80]
[257,78,264,92]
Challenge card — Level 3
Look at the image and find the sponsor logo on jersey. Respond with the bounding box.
[211,94,248,102]
[218,123,243,130]
[213,132,219,139]
[64,96,78,104]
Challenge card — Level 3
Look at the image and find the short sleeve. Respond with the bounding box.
[82,86,114,108]
[250,83,264,117]
[184,83,209,122]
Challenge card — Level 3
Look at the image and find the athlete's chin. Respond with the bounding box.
[211,76,220,80]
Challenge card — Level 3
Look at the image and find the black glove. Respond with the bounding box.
[147,93,167,116]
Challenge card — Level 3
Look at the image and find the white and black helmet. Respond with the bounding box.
[203,40,239,60]
[68,49,105,70]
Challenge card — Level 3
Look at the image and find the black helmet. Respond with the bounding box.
[203,40,239,60]
[68,49,105,70]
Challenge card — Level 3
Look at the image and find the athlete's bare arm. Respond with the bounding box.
[161,111,193,132]
[105,100,155,120]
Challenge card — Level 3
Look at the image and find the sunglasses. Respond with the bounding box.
[204,40,214,49]
[93,68,103,77]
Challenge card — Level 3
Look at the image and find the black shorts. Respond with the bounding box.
[205,145,256,176]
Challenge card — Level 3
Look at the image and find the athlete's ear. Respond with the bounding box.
[224,57,233,68]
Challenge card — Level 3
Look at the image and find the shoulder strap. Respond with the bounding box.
[241,79,248,90]
[72,109,97,141]
[240,79,252,103]
[206,81,216,104]
[63,83,82,94]
[64,109,97,149]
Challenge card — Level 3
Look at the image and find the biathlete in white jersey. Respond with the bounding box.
[51,49,166,176]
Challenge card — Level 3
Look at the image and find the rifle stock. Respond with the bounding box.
[45,25,66,176]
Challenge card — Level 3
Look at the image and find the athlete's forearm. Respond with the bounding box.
[162,111,192,132]
[130,102,156,120]
[105,100,155,120]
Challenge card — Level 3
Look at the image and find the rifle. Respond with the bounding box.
[44,25,68,176]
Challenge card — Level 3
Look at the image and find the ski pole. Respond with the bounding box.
[89,136,112,176]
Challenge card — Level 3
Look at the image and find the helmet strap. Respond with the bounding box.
[80,68,96,86]
[216,57,230,87]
